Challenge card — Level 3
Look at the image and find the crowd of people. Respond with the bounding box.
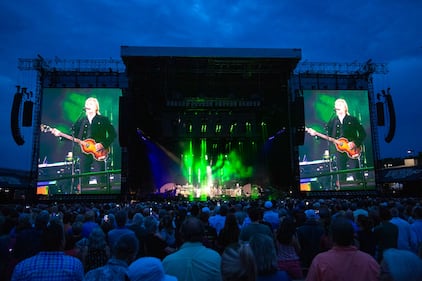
[1,195,422,281]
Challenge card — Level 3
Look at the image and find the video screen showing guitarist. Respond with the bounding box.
[51,97,116,188]
[307,98,366,185]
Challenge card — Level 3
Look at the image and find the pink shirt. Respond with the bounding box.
[305,246,380,281]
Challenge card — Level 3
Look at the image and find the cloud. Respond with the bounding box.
[1,0,422,170]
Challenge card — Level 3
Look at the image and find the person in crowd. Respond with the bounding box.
[275,217,303,280]
[82,227,110,272]
[107,209,136,249]
[390,207,412,251]
[100,212,116,235]
[64,221,84,259]
[221,243,257,281]
[7,213,42,276]
[379,248,422,281]
[305,217,379,281]
[199,207,218,250]
[217,212,241,254]
[163,216,222,281]
[318,206,334,252]
[127,213,147,258]
[239,206,273,243]
[127,256,177,281]
[209,203,228,235]
[233,203,247,228]
[410,205,422,255]
[84,233,139,281]
[0,214,11,279]
[355,214,376,257]
[373,205,398,262]
[82,209,100,239]
[63,211,74,235]
[249,233,291,281]
[11,218,84,281]
[296,209,325,268]
[263,201,280,231]
[159,213,177,248]
[144,215,175,260]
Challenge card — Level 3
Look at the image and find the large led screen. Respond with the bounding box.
[38,88,121,195]
[299,90,375,192]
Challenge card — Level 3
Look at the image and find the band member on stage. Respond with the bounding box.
[327,98,366,183]
[52,97,116,188]
[307,98,366,185]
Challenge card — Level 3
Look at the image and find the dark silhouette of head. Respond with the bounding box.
[115,209,128,227]
[112,233,139,263]
[180,216,204,243]
[331,217,354,246]
[41,218,65,251]
[247,207,262,222]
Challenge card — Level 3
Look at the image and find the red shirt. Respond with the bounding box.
[305,246,379,281]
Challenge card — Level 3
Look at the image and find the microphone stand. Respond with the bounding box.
[71,110,85,194]
[325,111,339,190]
[70,124,77,194]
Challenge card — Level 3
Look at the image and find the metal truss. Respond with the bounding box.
[294,59,388,75]
[18,56,125,73]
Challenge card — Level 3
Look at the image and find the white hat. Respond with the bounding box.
[128,257,178,281]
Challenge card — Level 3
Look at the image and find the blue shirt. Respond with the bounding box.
[410,219,422,252]
[390,217,412,251]
[163,242,221,281]
[11,251,84,281]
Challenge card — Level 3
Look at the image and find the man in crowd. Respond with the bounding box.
[163,216,221,281]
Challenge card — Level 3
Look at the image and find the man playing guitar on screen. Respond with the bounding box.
[50,97,116,188]
[307,98,366,185]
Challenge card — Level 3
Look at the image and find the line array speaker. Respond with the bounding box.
[22,100,34,127]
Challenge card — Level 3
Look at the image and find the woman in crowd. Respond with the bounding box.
[82,227,110,272]
[217,213,241,254]
[249,233,291,281]
[275,217,303,279]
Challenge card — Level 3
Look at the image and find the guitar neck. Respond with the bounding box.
[58,132,82,144]
[312,131,337,144]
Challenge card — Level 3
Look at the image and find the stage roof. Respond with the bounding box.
[121,46,302,59]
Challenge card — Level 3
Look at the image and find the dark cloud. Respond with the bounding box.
[1,0,421,170]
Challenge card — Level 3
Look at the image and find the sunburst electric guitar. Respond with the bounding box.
[40,124,109,161]
[305,127,361,159]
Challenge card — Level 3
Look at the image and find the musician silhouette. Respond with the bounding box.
[52,97,116,188]
[325,98,366,183]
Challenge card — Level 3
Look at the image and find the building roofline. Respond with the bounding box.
[120,46,302,60]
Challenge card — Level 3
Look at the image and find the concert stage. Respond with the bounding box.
[6,47,388,203]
